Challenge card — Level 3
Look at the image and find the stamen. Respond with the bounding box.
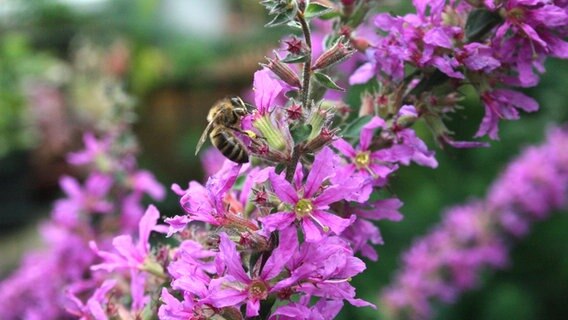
[309,213,330,233]
[323,277,353,284]
[354,151,371,168]
[295,198,314,218]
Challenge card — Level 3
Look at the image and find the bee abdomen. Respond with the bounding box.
[210,128,249,164]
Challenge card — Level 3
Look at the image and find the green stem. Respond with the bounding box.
[298,12,312,110]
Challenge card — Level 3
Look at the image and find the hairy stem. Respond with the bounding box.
[283,11,313,183]
[285,145,302,181]
[298,12,312,109]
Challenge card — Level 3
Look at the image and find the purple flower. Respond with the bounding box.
[90,205,165,272]
[495,0,568,58]
[475,89,539,139]
[276,236,375,308]
[167,240,216,297]
[54,174,114,225]
[199,147,226,177]
[158,288,201,320]
[64,279,116,320]
[341,198,404,260]
[208,229,297,317]
[67,132,111,166]
[457,43,501,73]
[380,128,568,319]
[167,163,258,235]
[269,299,343,320]
[128,170,165,200]
[254,68,285,115]
[260,147,356,242]
[333,117,414,185]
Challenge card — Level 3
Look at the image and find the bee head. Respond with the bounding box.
[230,96,254,113]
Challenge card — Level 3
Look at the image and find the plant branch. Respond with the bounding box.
[298,11,312,109]
[283,11,313,183]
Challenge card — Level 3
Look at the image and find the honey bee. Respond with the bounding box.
[195,97,251,163]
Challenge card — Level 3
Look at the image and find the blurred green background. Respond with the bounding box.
[0,0,567,319]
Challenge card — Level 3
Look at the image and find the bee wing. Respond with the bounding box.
[195,121,215,155]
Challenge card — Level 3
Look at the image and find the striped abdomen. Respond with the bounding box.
[210,127,249,163]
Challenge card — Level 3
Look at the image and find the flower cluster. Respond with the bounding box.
[0,87,165,320]
[2,1,567,319]
[380,127,568,320]
[349,0,567,142]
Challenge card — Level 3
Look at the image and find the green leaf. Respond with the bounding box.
[308,81,328,103]
[287,20,302,29]
[346,1,370,28]
[258,295,277,320]
[291,124,313,144]
[275,163,286,174]
[313,72,345,91]
[319,11,341,20]
[281,53,307,63]
[323,34,340,51]
[341,115,373,139]
[285,89,300,99]
[465,9,503,42]
[304,3,333,19]
[265,12,294,27]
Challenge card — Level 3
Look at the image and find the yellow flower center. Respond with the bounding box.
[354,151,371,168]
[295,198,314,218]
[248,279,268,300]
[507,7,525,21]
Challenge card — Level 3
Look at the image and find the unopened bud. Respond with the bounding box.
[341,0,357,17]
[305,127,338,153]
[261,54,302,88]
[142,258,166,279]
[395,105,419,129]
[351,37,370,52]
[286,103,303,120]
[312,36,355,70]
[219,307,244,320]
[253,189,268,206]
[283,37,306,55]
[359,92,376,117]
[307,107,328,141]
[239,232,269,252]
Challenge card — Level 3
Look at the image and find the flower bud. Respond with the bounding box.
[359,92,376,117]
[261,54,301,88]
[307,107,328,141]
[395,105,419,129]
[286,103,303,120]
[142,258,166,279]
[239,232,269,252]
[283,37,306,55]
[351,37,370,52]
[305,127,338,153]
[312,36,355,71]
[219,307,244,320]
[341,0,357,17]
